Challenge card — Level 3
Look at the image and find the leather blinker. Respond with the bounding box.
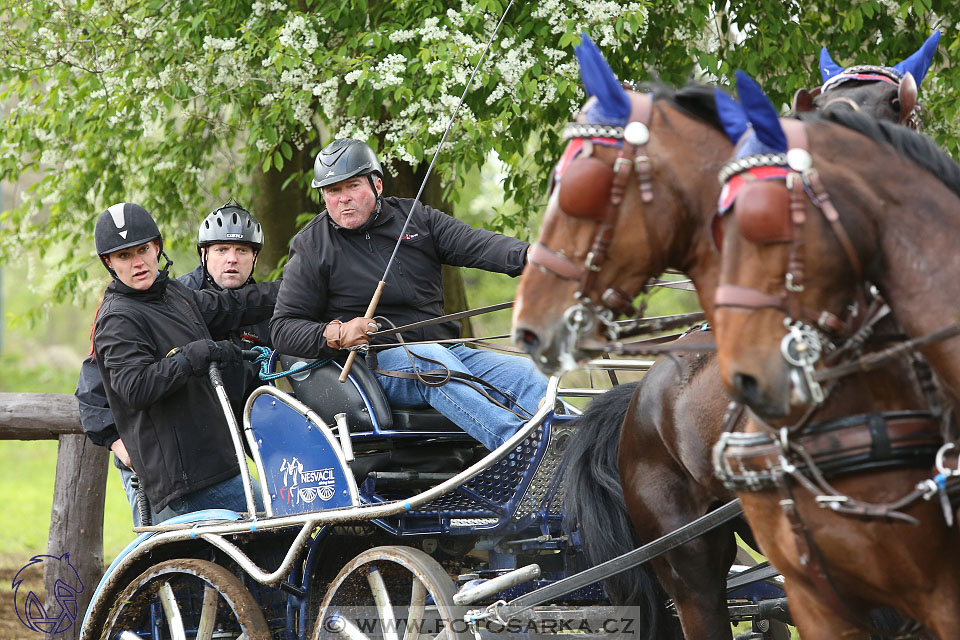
[557,156,615,220]
[734,180,792,245]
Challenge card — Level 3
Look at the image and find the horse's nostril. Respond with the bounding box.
[733,372,759,402]
[518,329,541,351]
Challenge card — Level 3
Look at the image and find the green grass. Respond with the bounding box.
[0,440,136,562]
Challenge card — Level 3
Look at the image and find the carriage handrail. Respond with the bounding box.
[583,358,656,370]
[130,377,559,529]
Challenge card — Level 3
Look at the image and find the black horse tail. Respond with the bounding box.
[561,381,680,640]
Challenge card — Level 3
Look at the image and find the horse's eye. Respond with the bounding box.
[890,97,901,112]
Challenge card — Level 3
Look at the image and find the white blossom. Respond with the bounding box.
[203,36,238,52]
[419,17,448,42]
[389,29,417,43]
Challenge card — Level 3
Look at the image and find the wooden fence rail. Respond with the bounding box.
[1,392,107,640]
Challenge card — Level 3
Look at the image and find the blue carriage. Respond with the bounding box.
[77,352,787,640]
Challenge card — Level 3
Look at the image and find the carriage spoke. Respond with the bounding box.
[158,581,188,640]
[367,566,400,640]
[402,579,427,640]
[196,584,219,640]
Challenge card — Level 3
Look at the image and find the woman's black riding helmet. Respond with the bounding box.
[94,203,168,276]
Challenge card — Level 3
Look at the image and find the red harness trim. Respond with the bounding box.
[718,166,790,213]
[822,72,899,92]
[554,137,621,182]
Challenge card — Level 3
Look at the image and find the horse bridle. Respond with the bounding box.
[714,121,863,329]
[713,121,868,403]
[527,92,658,333]
[797,66,921,130]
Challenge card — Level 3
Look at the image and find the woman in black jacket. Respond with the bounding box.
[92,203,277,518]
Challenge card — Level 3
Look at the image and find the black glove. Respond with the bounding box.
[177,339,243,375]
[209,339,243,368]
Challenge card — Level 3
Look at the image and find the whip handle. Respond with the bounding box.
[339,280,386,382]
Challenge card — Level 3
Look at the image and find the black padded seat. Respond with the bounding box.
[276,353,463,434]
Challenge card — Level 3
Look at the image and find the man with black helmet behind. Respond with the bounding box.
[86,202,277,523]
[271,139,548,451]
[181,201,272,419]
[77,202,273,525]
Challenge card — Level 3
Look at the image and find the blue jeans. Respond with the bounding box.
[374,344,548,450]
[166,473,263,516]
[120,464,261,524]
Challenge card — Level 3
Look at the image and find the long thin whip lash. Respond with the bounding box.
[339,0,515,382]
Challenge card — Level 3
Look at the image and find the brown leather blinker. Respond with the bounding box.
[734,180,792,245]
[557,156,614,220]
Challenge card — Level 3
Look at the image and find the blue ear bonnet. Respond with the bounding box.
[715,70,787,159]
[575,32,631,126]
[820,30,940,87]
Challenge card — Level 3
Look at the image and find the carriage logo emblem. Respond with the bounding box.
[279,458,337,504]
[12,553,84,634]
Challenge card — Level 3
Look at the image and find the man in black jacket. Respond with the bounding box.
[271,139,547,450]
[77,202,271,525]
[90,202,277,521]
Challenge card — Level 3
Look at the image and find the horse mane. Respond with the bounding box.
[642,82,725,132]
[812,109,960,200]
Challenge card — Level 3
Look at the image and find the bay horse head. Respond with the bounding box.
[512,33,732,375]
[713,70,960,417]
[792,31,940,128]
[512,33,923,377]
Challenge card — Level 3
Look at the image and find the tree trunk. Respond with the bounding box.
[45,434,108,640]
[390,164,474,337]
[251,146,312,280]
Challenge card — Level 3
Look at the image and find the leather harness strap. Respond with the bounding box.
[528,242,585,281]
[530,92,656,318]
[714,284,785,310]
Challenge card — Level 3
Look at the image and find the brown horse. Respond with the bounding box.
[515,55,958,640]
[706,87,960,635]
[712,109,960,418]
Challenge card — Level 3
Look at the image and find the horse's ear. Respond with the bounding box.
[574,32,630,125]
[819,47,843,83]
[714,88,747,143]
[735,70,787,152]
[898,72,918,125]
[892,30,941,87]
[791,88,817,114]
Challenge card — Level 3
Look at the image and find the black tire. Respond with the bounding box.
[100,558,271,640]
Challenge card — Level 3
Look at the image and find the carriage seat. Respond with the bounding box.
[277,353,466,437]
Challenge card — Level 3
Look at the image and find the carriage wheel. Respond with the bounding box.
[100,558,270,640]
[312,546,467,640]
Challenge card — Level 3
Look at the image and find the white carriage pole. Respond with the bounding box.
[209,363,258,517]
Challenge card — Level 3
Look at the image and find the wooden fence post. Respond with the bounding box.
[0,393,108,638]
[44,434,108,640]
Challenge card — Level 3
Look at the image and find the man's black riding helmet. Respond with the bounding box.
[197,201,264,253]
[311,138,383,189]
[95,203,162,256]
